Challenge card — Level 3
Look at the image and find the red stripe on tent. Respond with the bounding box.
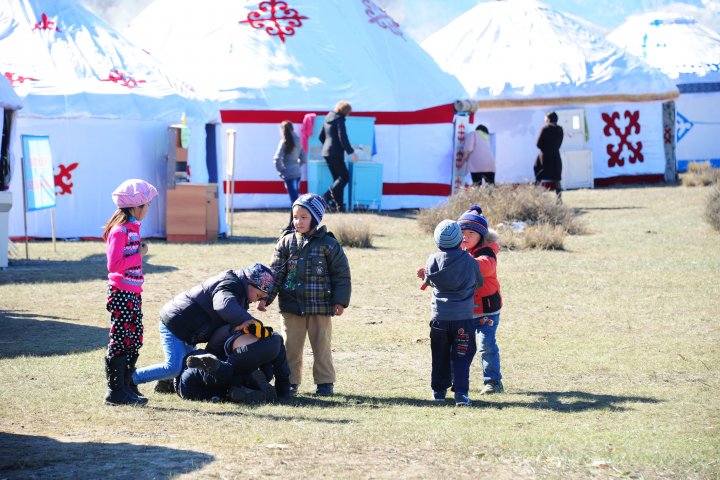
[223,181,450,196]
[382,182,451,196]
[593,174,665,187]
[220,104,456,125]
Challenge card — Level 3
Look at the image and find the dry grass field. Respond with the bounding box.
[1,185,718,479]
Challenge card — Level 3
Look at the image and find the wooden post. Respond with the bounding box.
[226,129,236,237]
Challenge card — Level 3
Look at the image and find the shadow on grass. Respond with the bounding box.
[504,390,660,412]
[0,432,213,479]
[272,391,660,413]
[222,235,281,244]
[2,254,177,285]
[0,310,107,359]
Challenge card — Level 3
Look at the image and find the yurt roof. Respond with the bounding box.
[607,10,720,88]
[0,0,218,121]
[124,0,467,112]
[422,0,679,108]
[0,74,22,110]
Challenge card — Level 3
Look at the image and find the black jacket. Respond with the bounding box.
[319,111,354,158]
[535,124,564,181]
[161,270,256,345]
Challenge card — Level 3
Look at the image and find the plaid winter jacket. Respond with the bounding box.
[266,226,351,316]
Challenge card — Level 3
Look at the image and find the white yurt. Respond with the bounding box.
[608,11,720,172]
[125,0,468,210]
[422,0,680,188]
[0,0,215,239]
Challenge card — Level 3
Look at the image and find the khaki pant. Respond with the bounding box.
[280,312,335,385]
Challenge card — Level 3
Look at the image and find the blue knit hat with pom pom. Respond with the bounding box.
[457,205,489,237]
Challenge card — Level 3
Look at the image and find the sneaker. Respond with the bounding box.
[315,383,334,396]
[185,353,220,373]
[432,389,447,402]
[154,379,176,394]
[479,382,504,395]
[454,392,472,406]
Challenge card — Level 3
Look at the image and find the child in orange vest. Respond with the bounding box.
[457,205,504,394]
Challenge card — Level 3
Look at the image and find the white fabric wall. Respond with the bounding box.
[675,91,720,163]
[8,117,207,238]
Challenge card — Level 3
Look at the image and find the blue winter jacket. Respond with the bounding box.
[424,248,483,321]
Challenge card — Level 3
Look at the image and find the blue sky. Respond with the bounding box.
[375,0,719,40]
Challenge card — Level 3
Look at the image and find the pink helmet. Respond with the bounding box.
[112,179,158,208]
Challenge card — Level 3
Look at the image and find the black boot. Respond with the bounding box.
[250,369,277,403]
[125,354,147,401]
[104,355,147,406]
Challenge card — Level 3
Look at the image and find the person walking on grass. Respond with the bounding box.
[319,101,358,212]
[458,206,504,395]
[259,193,351,397]
[102,179,157,406]
[417,220,483,406]
[131,264,275,395]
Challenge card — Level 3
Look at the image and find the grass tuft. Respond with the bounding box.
[680,162,720,186]
[705,184,720,232]
[328,217,374,248]
[417,184,586,249]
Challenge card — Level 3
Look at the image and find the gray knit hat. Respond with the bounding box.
[434,219,462,250]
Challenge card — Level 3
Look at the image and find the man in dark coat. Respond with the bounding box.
[534,111,564,198]
[318,100,358,211]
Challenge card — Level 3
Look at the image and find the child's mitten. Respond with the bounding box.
[243,320,274,338]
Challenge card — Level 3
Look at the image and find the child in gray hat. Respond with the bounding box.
[417,219,483,406]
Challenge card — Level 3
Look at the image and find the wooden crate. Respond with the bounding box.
[166,183,218,242]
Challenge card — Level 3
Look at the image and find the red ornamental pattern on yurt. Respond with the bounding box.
[54,163,79,195]
[602,110,644,167]
[362,0,404,39]
[33,13,61,32]
[101,69,147,89]
[4,72,38,87]
[240,1,308,43]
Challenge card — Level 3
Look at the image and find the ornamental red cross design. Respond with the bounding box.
[101,69,147,89]
[33,13,61,32]
[602,110,644,168]
[54,162,79,195]
[362,0,404,39]
[240,0,308,43]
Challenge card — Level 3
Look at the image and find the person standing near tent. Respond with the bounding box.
[534,111,564,198]
[463,124,496,185]
[102,178,157,406]
[319,101,358,212]
[274,120,306,205]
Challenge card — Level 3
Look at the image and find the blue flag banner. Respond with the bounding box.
[21,135,56,211]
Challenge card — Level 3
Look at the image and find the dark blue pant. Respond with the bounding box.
[323,155,348,209]
[429,318,477,395]
[178,335,291,400]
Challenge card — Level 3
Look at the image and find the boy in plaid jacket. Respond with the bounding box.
[260,193,351,397]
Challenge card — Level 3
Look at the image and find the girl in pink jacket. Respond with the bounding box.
[102,179,157,406]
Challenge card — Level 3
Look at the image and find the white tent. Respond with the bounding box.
[125,0,468,209]
[0,0,215,239]
[608,11,720,172]
[423,0,680,187]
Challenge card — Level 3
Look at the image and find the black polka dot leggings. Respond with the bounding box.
[106,286,144,358]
